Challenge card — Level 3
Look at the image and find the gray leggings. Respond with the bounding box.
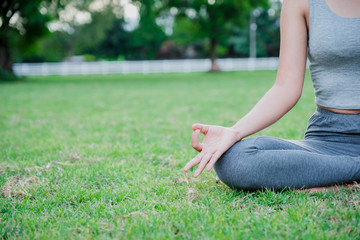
[214,108,360,190]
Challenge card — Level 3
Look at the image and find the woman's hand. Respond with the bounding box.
[184,123,242,178]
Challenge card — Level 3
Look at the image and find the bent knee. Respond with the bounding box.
[214,161,264,190]
[214,141,263,190]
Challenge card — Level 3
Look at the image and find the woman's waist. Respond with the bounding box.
[317,105,360,114]
[305,107,360,144]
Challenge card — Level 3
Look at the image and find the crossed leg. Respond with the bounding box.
[214,136,360,191]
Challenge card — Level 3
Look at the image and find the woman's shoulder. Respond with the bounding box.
[282,0,309,17]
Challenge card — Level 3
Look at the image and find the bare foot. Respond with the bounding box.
[299,182,360,194]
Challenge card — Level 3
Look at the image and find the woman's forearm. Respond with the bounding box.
[229,0,308,141]
[232,82,302,140]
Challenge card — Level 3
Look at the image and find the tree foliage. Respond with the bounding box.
[1,0,283,75]
[95,0,166,60]
[93,19,131,60]
[162,0,268,71]
[0,0,55,78]
[129,0,166,60]
[255,4,281,57]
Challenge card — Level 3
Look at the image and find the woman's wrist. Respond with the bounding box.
[230,125,245,142]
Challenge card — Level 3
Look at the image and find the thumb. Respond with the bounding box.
[192,123,210,134]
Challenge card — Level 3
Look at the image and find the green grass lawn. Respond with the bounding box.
[1,71,359,239]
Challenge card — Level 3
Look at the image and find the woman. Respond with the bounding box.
[184,0,360,192]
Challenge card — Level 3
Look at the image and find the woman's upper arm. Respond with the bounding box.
[275,0,309,96]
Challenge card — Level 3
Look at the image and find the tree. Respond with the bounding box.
[70,8,116,58]
[13,0,126,63]
[163,0,268,71]
[0,0,54,79]
[94,19,132,60]
[227,1,282,59]
[171,17,207,58]
[17,31,70,62]
[255,1,281,57]
[129,0,166,60]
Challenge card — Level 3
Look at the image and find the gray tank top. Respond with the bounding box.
[308,0,360,109]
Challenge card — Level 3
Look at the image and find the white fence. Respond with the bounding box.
[14,57,280,76]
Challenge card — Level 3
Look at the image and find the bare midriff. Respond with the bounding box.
[317,105,360,114]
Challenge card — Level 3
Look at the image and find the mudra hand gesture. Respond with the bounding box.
[184,123,241,177]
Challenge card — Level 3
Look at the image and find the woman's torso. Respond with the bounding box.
[305,0,360,114]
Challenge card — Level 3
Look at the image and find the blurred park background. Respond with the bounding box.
[2,1,360,239]
[1,0,283,79]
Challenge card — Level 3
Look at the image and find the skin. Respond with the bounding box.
[325,0,360,19]
[184,0,360,192]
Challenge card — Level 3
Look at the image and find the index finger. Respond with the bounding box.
[192,123,210,134]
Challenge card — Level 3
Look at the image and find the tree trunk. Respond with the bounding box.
[0,35,13,73]
[209,37,221,72]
